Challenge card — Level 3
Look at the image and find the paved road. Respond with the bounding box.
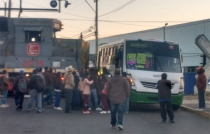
[0,98,209,134]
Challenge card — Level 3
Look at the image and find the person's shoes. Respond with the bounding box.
[125,111,129,114]
[86,110,90,114]
[26,109,30,112]
[100,111,107,114]
[36,110,42,113]
[195,108,200,110]
[0,104,6,108]
[111,125,116,129]
[16,105,20,110]
[96,107,102,111]
[162,120,166,123]
[83,110,87,114]
[88,108,91,111]
[117,125,123,130]
[107,111,110,113]
[169,120,175,123]
[56,107,62,110]
[198,108,205,111]
[18,109,22,111]
[4,104,9,107]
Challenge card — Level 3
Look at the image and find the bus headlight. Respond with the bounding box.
[127,75,135,86]
[179,77,184,89]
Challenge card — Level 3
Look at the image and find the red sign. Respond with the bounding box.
[26,43,40,56]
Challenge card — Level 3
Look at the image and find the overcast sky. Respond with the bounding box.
[0,0,210,40]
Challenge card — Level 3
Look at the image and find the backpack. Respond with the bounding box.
[78,80,85,92]
[18,78,27,93]
[35,75,45,92]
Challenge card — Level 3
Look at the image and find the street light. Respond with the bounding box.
[163,23,168,41]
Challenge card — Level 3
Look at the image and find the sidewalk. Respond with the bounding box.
[181,94,210,119]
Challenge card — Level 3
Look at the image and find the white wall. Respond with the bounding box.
[89,19,210,67]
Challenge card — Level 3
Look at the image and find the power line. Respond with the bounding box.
[85,0,95,12]
[22,0,92,19]
[99,0,137,17]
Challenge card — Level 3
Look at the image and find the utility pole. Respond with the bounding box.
[95,0,98,67]
[8,0,11,18]
[163,23,168,41]
[4,2,7,17]
[18,0,22,18]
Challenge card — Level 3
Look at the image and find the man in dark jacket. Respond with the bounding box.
[14,70,28,111]
[107,69,130,130]
[156,73,174,123]
[196,66,207,111]
[26,69,43,113]
[43,67,53,105]
[88,68,101,111]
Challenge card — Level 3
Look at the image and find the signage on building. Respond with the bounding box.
[26,43,40,56]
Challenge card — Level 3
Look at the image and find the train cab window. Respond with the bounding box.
[25,31,42,42]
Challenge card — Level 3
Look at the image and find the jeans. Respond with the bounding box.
[54,91,61,107]
[27,89,42,111]
[72,87,82,109]
[14,90,25,109]
[1,90,8,104]
[159,101,174,121]
[88,88,99,109]
[43,86,53,104]
[198,89,205,109]
[64,89,73,113]
[125,97,130,112]
[110,103,125,126]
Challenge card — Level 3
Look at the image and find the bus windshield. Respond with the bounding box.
[126,40,182,73]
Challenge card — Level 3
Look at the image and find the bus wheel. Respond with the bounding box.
[172,105,180,111]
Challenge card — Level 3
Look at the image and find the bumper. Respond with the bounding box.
[130,90,184,105]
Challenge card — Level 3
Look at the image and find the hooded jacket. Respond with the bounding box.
[107,75,130,104]
[196,67,207,90]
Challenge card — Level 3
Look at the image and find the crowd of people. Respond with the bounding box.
[0,65,207,130]
[0,66,131,130]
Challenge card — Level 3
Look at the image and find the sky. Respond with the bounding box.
[0,0,210,41]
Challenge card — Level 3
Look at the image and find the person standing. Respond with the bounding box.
[107,69,130,130]
[43,67,53,105]
[88,68,101,111]
[54,72,63,110]
[82,72,93,114]
[0,70,9,108]
[13,70,28,111]
[72,71,81,110]
[196,66,207,111]
[63,66,75,113]
[122,72,132,113]
[99,74,110,114]
[156,73,174,123]
[27,69,44,113]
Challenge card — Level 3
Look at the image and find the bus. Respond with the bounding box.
[97,39,184,110]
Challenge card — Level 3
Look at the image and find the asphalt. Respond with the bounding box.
[181,95,210,119]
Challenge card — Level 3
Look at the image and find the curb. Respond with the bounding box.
[180,105,210,119]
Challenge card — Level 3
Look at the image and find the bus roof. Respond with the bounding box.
[98,39,179,48]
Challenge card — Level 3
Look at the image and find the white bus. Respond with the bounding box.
[97,39,184,110]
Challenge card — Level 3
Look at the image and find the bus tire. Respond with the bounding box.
[172,105,180,111]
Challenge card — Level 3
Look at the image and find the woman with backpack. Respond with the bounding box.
[0,70,9,108]
[98,74,110,114]
[81,72,93,114]
[54,72,63,110]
